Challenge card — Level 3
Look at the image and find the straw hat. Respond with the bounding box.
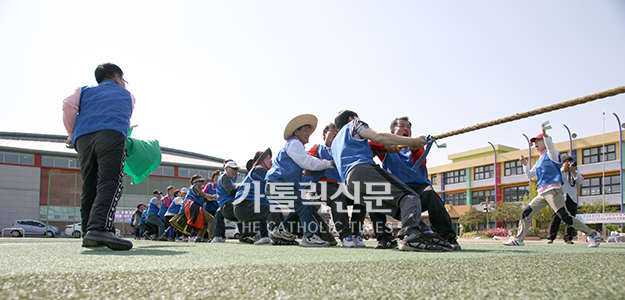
[283,114,318,140]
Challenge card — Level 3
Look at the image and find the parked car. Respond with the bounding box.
[10,220,60,237]
[225,225,240,239]
[65,222,121,238]
[361,226,375,240]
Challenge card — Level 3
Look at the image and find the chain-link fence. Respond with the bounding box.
[43,170,192,236]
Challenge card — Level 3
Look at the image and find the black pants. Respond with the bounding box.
[214,202,243,238]
[410,185,456,240]
[319,181,366,239]
[547,195,578,242]
[234,200,283,238]
[75,130,126,233]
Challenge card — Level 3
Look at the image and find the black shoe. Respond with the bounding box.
[374,235,398,249]
[447,236,462,251]
[271,238,299,245]
[82,238,104,248]
[317,230,338,246]
[83,230,133,251]
[239,236,256,244]
[564,240,574,244]
[399,233,448,252]
[547,240,554,244]
[424,231,453,251]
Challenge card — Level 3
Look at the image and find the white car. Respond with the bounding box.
[225,225,240,239]
[65,222,121,238]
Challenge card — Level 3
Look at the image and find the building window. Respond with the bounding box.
[431,174,438,185]
[582,144,616,164]
[445,169,466,184]
[474,165,494,180]
[503,185,529,202]
[445,192,466,206]
[0,151,34,165]
[178,167,210,179]
[471,189,495,205]
[581,175,621,196]
[504,160,524,176]
[151,166,175,176]
[41,156,80,169]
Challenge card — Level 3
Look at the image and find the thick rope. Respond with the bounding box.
[433,86,625,140]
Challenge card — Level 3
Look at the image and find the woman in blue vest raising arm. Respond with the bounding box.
[504,126,601,247]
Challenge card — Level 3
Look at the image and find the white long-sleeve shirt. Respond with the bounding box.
[523,135,563,194]
[285,138,333,171]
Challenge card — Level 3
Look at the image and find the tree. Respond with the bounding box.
[489,201,522,229]
[578,199,620,214]
[459,207,486,231]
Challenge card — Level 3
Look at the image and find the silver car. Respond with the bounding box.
[65,222,121,238]
[10,220,60,237]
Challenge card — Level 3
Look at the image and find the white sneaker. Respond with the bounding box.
[301,234,330,247]
[341,235,356,248]
[587,231,601,248]
[210,236,226,243]
[254,236,271,245]
[503,238,524,246]
[353,235,366,248]
[271,227,296,241]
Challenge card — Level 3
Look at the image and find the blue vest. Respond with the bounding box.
[265,137,304,188]
[310,144,341,182]
[383,148,431,186]
[204,183,219,212]
[217,174,237,207]
[72,80,133,147]
[185,184,205,206]
[139,210,147,224]
[331,121,375,182]
[535,152,564,188]
[166,198,182,215]
[236,166,269,204]
[158,195,172,219]
[178,199,188,214]
[147,197,160,216]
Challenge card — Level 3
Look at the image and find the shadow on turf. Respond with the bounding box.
[455,248,531,254]
[80,246,188,256]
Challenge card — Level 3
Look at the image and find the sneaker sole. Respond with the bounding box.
[398,243,447,252]
[300,242,330,247]
[271,238,299,246]
[374,241,398,249]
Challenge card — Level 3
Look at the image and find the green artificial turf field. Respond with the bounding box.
[0,238,624,299]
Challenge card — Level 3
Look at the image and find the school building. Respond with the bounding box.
[0,131,243,232]
[428,130,624,231]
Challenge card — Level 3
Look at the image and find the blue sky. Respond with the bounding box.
[1,1,624,168]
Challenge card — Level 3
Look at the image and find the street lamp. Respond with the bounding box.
[522,134,532,182]
[613,113,623,218]
[487,142,498,231]
[563,124,577,161]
